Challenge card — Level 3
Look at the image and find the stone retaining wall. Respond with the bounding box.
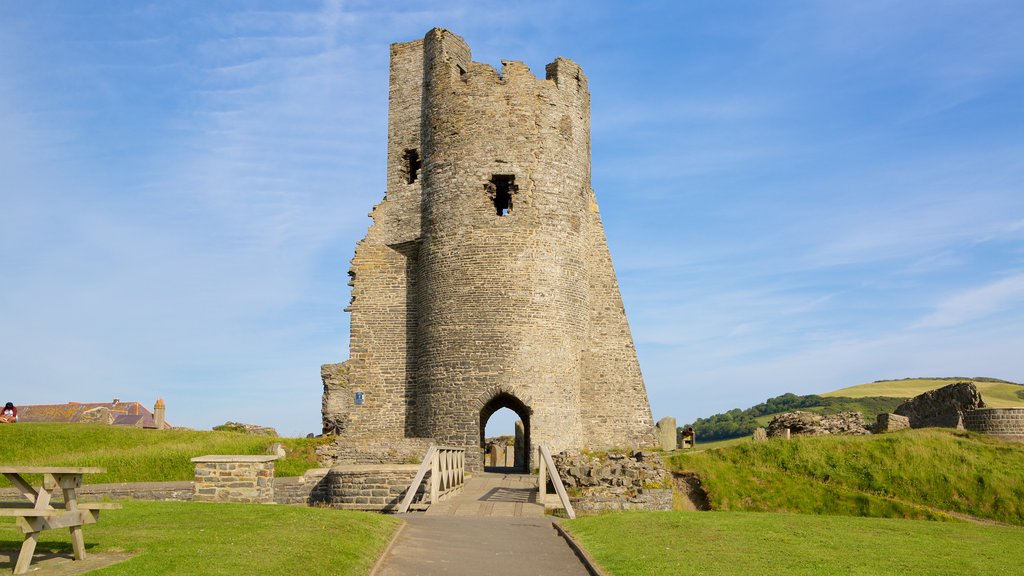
[0,471,330,506]
[964,408,1024,438]
[321,464,422,511]
[191,455,276,503]
[274,469,330,505]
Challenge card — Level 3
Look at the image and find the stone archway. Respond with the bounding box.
[478,389,532,472]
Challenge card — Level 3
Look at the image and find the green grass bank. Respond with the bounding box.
[0,423,327,485]
[563,511,1024,576]
[0,500,399,575]
[670,429,1024,525]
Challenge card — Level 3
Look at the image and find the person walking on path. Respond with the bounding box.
[0,402,17,423]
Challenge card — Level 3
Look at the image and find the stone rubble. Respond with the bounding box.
[552,450,673,513]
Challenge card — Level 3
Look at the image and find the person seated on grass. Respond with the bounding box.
[0,402,17,423]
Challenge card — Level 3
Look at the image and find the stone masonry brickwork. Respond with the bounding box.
[192,455,276,503]
[964,408,1024,438]
[322,28,656,471]
[321,464,423,511]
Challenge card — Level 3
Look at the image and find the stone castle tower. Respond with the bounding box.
[322,28,655,470]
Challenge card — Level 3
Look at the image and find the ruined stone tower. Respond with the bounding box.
[322,28,655,471]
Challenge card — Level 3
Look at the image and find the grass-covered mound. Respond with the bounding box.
[823,377,1023,407]
[0,423,328,485]
[0,500,399,575]
[670,429,1024,525]
[563,511,1024,576]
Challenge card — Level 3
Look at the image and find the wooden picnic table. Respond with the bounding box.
[0,466,121,575]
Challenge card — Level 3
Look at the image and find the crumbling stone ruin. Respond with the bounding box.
[872,412,911,433]
[893,382,985,429]
[322,28,656,472]
[767,411,870,437]
[553,450,673,513]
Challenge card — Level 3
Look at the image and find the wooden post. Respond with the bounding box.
[396,445,436,514]
[429,449,440,504]
[538,447,548,501]
[538,445,575,519]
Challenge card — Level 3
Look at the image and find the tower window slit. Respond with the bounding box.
[490,175,516,216]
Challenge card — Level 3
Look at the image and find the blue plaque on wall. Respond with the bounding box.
[355,391,364,405]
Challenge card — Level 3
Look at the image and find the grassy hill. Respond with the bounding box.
[0,423,327,485]
[670,428,1024,526]
[823,377,1024,406]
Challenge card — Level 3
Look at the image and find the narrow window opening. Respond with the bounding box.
[404,149,420,184]
[489,175,516,216]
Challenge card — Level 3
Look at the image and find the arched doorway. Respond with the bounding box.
[479,392,530,472]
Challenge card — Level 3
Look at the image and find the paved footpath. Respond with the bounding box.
[374,473,590,576]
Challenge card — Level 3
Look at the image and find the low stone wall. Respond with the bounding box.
[0,481,193,502]
[321,464,422,511]
[274,468,330,505]
[964,408,1024,438]
[0,471,332,506]
[192,455,276,503]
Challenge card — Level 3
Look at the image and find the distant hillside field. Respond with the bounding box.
[670,428,1024,526]
[823,377,1023,407]
[0,423,327,486]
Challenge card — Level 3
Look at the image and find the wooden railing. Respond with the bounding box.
[396,445,465,513]
[537,445,576,519]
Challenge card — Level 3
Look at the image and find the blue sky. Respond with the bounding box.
[2,1,1022,437]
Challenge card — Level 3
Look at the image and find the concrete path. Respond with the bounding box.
[375,472,590,575]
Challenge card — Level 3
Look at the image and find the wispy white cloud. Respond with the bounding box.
[914,273,1024,329]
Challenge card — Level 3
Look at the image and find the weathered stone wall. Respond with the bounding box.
[321,464,422,511]
[274,469,330,505]
[894,382,984,429]
[323,27,656,471]
[873,413,911,433]
[316,437,433,467]
[964,408,1024,438]
[191,455,276,503]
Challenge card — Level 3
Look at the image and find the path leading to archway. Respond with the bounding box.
[425,471,544,517]
[374,472,590,576]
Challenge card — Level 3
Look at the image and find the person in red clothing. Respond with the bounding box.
[0,402,17,423]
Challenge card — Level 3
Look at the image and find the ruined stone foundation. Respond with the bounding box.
[322,28,656,471]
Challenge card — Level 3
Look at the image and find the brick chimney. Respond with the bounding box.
[154,398,166,429]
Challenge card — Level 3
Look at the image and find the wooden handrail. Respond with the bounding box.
[396,444,466,513]
[537,445,576,519]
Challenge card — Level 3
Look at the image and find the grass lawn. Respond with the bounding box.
[670,429,1024,525]
[0,423,328,486]
[564,511,1024,576]
[823,378,1023,407]
[0,500,400,575]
